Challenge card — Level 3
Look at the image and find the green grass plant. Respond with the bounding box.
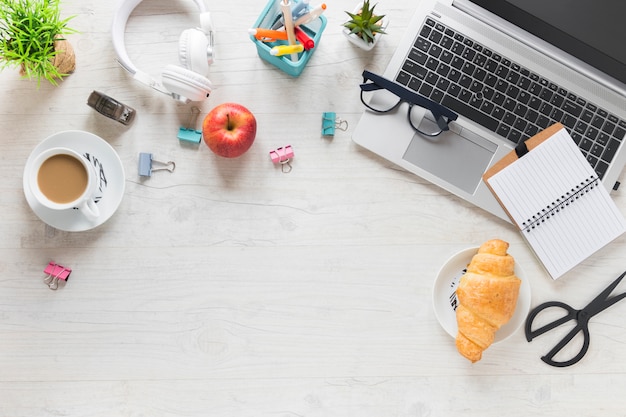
[0,0,77,85]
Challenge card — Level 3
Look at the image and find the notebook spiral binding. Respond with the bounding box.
[522,175,599,233]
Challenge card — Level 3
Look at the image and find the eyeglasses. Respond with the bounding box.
[359,70,458,137]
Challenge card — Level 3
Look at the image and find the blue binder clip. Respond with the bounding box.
[177,106,202,144]
[322,112,348,137]
[138,153,176,177]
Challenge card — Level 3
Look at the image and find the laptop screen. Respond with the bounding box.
[469,0,626,86]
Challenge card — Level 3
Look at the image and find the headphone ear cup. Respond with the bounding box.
[162,65,212,102]
[179,28,210,76]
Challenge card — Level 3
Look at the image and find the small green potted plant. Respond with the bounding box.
[0,0,77,86]
[342,0,387,51]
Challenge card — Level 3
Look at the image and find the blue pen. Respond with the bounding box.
[291,0,310,19]
[271,0,310,29]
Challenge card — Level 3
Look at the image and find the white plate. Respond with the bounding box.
[23,130,125,232]
[432,247,531,343]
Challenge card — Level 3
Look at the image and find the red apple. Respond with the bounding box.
[202,103,257,158]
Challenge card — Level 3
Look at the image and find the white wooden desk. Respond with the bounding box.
[1,1,626,416]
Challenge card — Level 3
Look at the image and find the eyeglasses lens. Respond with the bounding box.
[360,88,401,113]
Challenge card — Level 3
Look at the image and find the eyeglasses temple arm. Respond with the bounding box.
[361,70,458,123]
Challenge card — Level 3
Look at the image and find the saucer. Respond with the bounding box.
[432,247,531,343]
[23,130,125,232]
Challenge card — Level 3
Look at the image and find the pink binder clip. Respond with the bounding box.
[43,261,72,290]
[269,145,294,173]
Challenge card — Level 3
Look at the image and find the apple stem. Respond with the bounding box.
[227,113,234,131]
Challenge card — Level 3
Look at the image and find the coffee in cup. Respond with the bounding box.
[29,147,100,221]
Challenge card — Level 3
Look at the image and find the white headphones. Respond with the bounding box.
[112,0,215,103]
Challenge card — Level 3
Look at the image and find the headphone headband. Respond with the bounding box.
[112,0,212,100]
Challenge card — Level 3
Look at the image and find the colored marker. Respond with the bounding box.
[281,0,299,61]
[291,0,311,20]
[249,28,289,41]
[294,27,315,50]
[294,3,326,27]
[271,0,311,29]
[270,43,304,56]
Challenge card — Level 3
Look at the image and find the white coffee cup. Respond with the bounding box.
[29,147,100,221]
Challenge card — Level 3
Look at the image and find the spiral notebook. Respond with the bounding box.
[483,123,626,280]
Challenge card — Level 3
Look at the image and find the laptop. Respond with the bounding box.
[352,0,626,222]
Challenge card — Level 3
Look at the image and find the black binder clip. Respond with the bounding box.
[515,140,529,158]
[43,261,71,290]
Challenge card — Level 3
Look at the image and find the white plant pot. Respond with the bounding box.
[342,3,388,51]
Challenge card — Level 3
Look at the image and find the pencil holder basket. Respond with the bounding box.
[250,0,327,77]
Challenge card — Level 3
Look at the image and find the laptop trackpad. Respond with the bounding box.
[402,126,497,194]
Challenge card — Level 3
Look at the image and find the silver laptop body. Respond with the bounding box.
[352,0,626,222]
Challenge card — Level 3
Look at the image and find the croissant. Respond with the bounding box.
[455,239,521,362]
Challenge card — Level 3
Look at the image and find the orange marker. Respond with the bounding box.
[248,28,289,41]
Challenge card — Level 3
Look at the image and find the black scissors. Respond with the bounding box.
[525,270,626,367]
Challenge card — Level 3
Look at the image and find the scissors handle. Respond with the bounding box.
[525,301,591,367]
[525,301,577,340]
[541,321,590,367]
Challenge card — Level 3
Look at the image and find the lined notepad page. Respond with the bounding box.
[488,128,626,279]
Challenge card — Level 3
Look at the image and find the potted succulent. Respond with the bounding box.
[342,0,387,51]
[0,0,77,86]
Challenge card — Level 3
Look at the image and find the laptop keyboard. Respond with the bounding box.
[395,17,626,180]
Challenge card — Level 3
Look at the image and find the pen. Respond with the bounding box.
[271,0,310,29]
[291,0,310,20]
[281,0,298,61]
[248,28,289,41]
[270,43,304,56]
[294,3,326,27]
[294,27,315,50]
